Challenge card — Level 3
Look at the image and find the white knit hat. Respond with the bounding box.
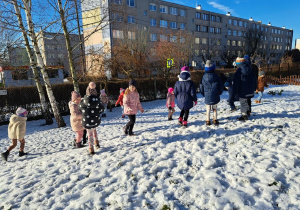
[16,107,27,116]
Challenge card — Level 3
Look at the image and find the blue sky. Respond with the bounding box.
[168,0,299,48]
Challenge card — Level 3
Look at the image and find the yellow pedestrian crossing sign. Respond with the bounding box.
[167,58,174,68]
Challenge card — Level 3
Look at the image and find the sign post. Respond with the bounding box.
[167,58,174,68]
[0,90,7,95]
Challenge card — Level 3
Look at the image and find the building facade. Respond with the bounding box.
[36,31,84,76]
[81,0,293,70]
[296,39,300,50]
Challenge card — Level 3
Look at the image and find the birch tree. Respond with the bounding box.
[11,0,54,124]
[17,0,66,127]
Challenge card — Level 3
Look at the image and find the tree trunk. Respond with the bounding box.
[22,0,66,127]
[57,0,79,92]
[12,0,53,125]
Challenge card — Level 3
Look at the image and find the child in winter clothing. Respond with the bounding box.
[224,73,239,112]
[80,82,102,154]
[123,79,144,135]
[255,71,269,103]
[233,56,257,121]
[166,87,175,120]
[100,89,109,117]
[1,107,28,162]
[200,60,224,125]
[174,66,197,127]
[69,91,85,148]
[115,88,125,118]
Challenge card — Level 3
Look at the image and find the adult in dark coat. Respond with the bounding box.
[200,60,223,125]
[174,66,197,127]
[233,57,256,121]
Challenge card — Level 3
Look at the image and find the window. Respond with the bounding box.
[144,10,147,16]
[256,25,260,30]
[271,36,273,41]
[238,31,243,36]
[128,31,136,39]
[232,41,236,46]
[201,26,208,32]
[160,5,168,13]
[239,21,243,26]
[228,19,232,24]
[180,23,185,30]
[227,40,230,46]
[210,39,215,45]
[195,49,199,56]
[180,9,185,16]
[216,39,221,45]
[233,30,237,36]
[150,19,156,26]
[202,13,209,20]
[180,37,185,43]
[58,54,64,59]
[170,7,177,15]
[113,30,124,39]
[253,24,256,29]
[160,34,168,42]
[228,30,232,35]
[195,37,200,44]
[127,0,134,7]
[265,27,268,32]
[216,16,221,23]
[170,22,177,29]
[127,15,135,24]
[278,29,280,34]
[150,33,157,41]
[196,12,201,19]
[244,22,248,27]
[275,29,277,34]
[211,15,216,22]
[216,28,221,34]
[210,27,215,33]
[113,0,122,4]
[201,38,207,44]
[201,50,206,55]
[233,20,237,26]
[150,3,156,11]
[160,20,168,28]
[196,25,200,32]
[261,26,264,31]
[112,13,123,22]
[170,36,177,42]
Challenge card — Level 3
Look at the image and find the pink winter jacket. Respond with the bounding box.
[123,91,143,115]
[69,101,85,132]
[166,93,175,108]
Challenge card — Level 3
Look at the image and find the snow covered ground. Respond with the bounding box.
[0,85,299,210]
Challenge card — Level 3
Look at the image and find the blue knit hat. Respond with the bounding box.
[129,79,137,87]
[204,60,215,71]
[236,57,246,66]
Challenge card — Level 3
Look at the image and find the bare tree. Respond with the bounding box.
[243,28,264,56]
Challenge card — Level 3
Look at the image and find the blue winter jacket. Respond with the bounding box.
[233,63,256,99]
[200,71,224,105]
[224,77,239,103]
[174,71,197,110]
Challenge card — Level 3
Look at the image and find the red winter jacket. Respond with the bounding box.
[115,91,125,106]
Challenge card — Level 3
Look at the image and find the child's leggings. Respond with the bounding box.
[257,91,263,101]
[126,115,136,133]
[179,109,189,121]
[168,107,175,118]
[8,139,25,152]
[87,128,98,147]
[206,104,217,121]
[75,130,84,143]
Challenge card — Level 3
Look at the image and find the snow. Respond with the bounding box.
[0,85,300,210]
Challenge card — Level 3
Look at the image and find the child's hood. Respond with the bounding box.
[10,114,27,123]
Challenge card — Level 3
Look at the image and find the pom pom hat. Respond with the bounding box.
[204,60,215,71]
[168,87,174,93]
[181,66,189,71]
[16,107,27,116]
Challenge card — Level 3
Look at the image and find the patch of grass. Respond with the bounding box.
[161,205,171,210]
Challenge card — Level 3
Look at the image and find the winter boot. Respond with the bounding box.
[168,117,173,121]
[206,121,211,126]
[1,150,9,162]
[178,117,183,125]
[182,121,187,127]
[82,130,87,145]
[238,115,248,121]
[101,113,106,117]
[123,126,128,135]
[129,132,135,136]
[122,114,125,118]
[19,151,28,157]
[89,147,95,155]
[94,140,100,149]
[247,111,251,117]
[213,119,219,125]
[76,142,84,148]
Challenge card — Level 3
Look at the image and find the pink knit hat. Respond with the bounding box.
[16,107,27,116]
[168,87,174,93]
[88,82,96,89]
[181,66,189,71]
[100,89,106,95]
[71,91,81,101]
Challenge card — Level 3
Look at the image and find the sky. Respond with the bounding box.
[168,0,300,48]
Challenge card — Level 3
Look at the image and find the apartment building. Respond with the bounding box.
[296,39,300,50]
[82,0,293,70]
[36,31,84,76]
